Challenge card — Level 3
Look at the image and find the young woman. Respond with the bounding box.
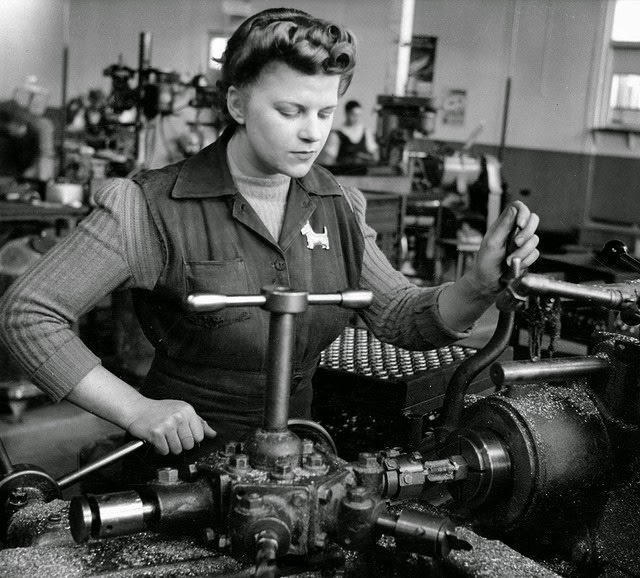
[0,8,539,458]
[320,99,379,167]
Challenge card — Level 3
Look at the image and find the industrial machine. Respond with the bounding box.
[2,244,640,576]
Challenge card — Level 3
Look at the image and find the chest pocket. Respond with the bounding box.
[185,259,252,329]
[168,258,268,367]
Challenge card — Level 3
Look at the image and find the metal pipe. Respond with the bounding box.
[57,440,145,489]
[263,313,295,432]
[135,32,152,163]
[491,356,611,386]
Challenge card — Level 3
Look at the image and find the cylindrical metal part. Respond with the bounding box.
[69,478,216,543]
[57,440,145,489]
[337,488,384,551]
[491,356,611,386]
[151,479,217,534]
[70,491,150,542]
[462,382,611,534]
[440,428,511,508]
[375,509,457,557]
[264,313,295,432]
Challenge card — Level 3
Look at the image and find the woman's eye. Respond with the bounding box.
[278,108,299,118]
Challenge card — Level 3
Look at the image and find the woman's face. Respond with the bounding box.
[345,106,363,127]
[228,61,340,178]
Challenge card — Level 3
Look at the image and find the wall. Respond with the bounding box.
[0,0,67,106]
[66,0,397,127]
[3,0,636,238]
[414,0,638,237]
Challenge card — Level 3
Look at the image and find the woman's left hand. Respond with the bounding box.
[467,200,540,295]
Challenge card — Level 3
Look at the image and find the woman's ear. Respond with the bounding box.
[226,86,246,125]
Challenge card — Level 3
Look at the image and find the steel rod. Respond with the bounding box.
[491,356,611,386]
[56,440,145,489]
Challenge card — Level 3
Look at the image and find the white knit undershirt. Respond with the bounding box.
[227,150,290,242]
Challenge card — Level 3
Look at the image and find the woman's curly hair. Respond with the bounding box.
[215,8,357,125]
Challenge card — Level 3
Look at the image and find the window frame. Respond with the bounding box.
[596,0,640,131]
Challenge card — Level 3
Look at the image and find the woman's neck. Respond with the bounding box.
[340,123,365,142]
[227,129,284,180]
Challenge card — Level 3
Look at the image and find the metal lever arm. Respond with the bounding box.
[600,240,640,273]
[498,272,640,311]
[56,440,145,489]
[185,288,373,312]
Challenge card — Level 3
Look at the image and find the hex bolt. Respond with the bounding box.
[156,467,179,484]
[385,458,399,470]
[358,452,378,468]
[317,487,333,504]
[224,442,238,456]
[241,492,265,512]
[230,453,249,470]
[314,531,328,549]
[305,452,325,469]
[347,486,368,503]
[272,456,294,479]
[185,463,199,481]
[410,451,423,463]
[301,439,314,455]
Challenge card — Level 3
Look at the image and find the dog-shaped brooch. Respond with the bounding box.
[300,220,330,250]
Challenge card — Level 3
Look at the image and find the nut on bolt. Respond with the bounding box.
[230,453,249,470]
[347,486,368,503]
[240,492,265,512]
[317,487,333,504]
[224,441,239,456]
[304,452,325,469]
[203,528,230,550]
[358,452,378,469]
[314,531,328,549]
[301,438,314,455]
[156,467,180,484]
[271,456,294,479]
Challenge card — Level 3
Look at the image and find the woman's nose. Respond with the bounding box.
[299,117,323,142]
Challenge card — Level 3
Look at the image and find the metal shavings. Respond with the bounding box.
[445,526,561,577]
[6,498,70,547]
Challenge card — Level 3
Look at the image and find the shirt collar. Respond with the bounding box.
[171,127,342,199]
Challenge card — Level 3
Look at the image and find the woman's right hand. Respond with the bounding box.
[125,398,217,455]
[68,366,217,456]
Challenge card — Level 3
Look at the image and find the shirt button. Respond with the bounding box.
[274,259,286,271]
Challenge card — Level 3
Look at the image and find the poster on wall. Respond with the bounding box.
[442,88,467,126]
[406,35,437,97]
